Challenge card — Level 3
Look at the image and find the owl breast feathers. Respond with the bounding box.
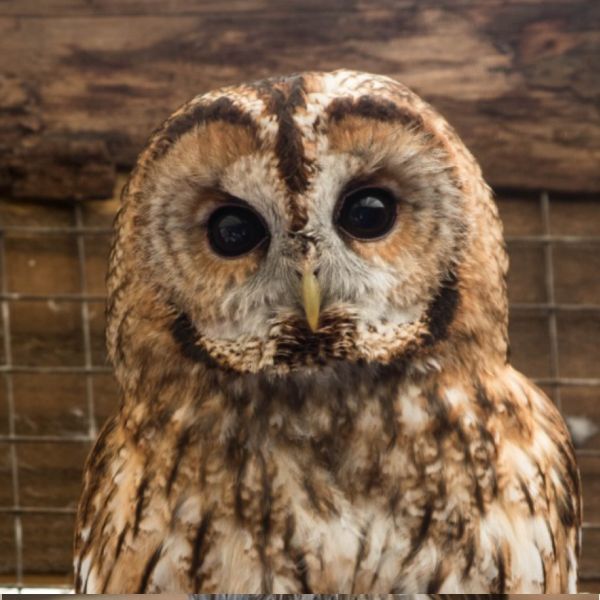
[74,70,581,593]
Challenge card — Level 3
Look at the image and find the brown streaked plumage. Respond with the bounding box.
[74,70,581,593]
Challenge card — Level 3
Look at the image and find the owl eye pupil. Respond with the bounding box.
[208,205,268,257]
[337,187,397,240]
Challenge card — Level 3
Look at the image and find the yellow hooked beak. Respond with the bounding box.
[301,268,321,332]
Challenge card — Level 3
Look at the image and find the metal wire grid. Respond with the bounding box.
[0,192,599,588]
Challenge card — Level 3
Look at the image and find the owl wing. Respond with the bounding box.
[489,367,581,592]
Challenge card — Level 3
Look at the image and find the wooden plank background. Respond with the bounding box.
[0,0,599,200]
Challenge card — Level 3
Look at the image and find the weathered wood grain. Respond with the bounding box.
[0,0,598,200]
[0,0,593,17]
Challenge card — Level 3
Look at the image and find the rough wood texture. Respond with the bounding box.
[0,0,598,200]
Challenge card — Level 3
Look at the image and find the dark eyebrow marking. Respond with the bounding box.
[267,76,310,197]
[258,75,313,231]
[326,94,425,129]
[150,96,257,160]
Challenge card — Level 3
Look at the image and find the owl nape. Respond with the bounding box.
[74,70,580,594]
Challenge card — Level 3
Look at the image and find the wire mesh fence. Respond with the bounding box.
[0,188,599,591]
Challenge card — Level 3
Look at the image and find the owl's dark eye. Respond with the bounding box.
[336,187,397,240]
[207,205,268,257]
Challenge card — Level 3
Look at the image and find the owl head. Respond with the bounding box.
[107,70,508,381]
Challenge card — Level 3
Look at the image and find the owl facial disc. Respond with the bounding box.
[108,69,507,375]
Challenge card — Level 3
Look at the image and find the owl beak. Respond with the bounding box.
[301,268,321,332]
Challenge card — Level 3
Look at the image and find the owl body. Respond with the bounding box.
[75,70,580,593]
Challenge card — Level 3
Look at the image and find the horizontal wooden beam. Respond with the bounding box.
[0,0,593,17]
[0,0,598,200]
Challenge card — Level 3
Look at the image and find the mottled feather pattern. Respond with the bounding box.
[74,70,580,593]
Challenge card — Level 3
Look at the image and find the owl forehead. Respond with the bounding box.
[211,69,411,120]
[227,69,423,159]
[151,70,431,231]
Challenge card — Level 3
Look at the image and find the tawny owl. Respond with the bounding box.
[74,70,581,593]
